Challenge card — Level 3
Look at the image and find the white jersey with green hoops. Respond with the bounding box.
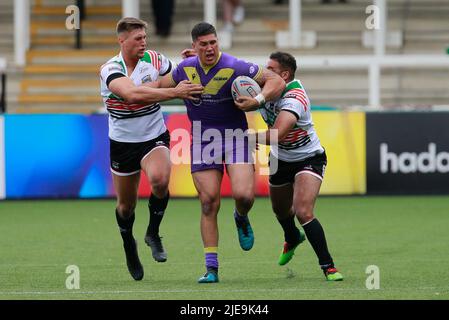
[259,79,324,162]
[100,50,174,142]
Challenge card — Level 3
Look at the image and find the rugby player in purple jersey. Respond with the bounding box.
[159,22,285,283]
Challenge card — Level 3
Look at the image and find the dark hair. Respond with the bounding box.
[116,17,147,35]
[269,51,297,80]
[191,22,217,41]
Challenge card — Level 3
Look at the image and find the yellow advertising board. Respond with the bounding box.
[247,110,367,195]
[311,111,366,194]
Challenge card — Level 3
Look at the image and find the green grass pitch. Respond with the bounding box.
[0,196,448,300]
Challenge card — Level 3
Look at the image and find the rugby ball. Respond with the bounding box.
[231,76,261,101]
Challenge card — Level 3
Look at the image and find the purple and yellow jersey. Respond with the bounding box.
[170,52,262,132]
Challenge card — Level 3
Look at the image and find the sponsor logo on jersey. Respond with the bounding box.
[140,66,150,74]
[249,65,255,74]
[108,66,122,73]
[142,74,152,83]
[213,76,229,81]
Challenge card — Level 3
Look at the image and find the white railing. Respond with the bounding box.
[122,0,140,18]
[234,55,449,107]
[276,0,316,48]
[375,0,386,56]
[169,54,449,107]
[0,58,6,71]
[11,0,393,65]
[204,0,217,27]
[14,0,30,67]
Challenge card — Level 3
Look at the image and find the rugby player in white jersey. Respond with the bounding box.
[235,52,343,281]
[100,17,203,281]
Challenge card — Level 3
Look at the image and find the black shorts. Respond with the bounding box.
[269,151,327,186]
[110,130,170,176]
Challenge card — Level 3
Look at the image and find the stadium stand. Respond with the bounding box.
[3,0,449,113]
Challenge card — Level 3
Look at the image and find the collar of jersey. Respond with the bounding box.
[198,52,222,75]
[118,51,139,76]
[281,79,303,97]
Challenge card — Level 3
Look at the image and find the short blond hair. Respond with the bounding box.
[116,17,148,35]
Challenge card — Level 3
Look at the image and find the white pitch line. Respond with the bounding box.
[2,257,447,268]
[0,287,447,296]
[0,260,299,268]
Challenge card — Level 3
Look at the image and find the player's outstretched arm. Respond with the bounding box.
[159,73,178,88]
[140,80,161,88]
[109,77,203,104]
[235,68,285,111]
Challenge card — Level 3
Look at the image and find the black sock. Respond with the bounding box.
[147,191,170,236]
[115,209,135,244]
[302,218,334,269]
[234,209,248,222]
[277,215,300,244]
